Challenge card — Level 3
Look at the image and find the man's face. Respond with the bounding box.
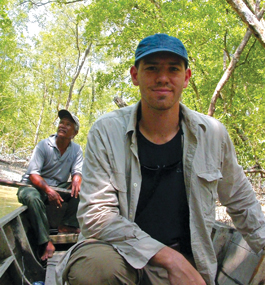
[57,117,77,139]
[130,52,191,112]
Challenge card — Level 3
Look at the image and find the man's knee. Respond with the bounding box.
[17,186,41,205]
[64,242,139,285]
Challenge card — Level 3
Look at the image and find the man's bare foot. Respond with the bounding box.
[40,241,55,261]
[58,225,80,234]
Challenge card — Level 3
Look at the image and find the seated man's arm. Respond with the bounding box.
[29,174,64,208]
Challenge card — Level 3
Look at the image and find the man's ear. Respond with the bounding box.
[73,130,78,138]
[183,68,192,89]
[130,66,139,86]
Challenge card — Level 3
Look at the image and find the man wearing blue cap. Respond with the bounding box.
[56,34,265,285]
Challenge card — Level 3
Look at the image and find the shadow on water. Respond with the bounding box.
[0,185,22,218]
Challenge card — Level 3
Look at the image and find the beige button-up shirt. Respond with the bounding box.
[56,101,265,285]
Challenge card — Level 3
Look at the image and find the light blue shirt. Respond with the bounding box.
[22,134,83,186]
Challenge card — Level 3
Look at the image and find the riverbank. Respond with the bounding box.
[0,160,27,181]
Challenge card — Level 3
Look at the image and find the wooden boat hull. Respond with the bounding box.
[213,222,265,284]
[1,206,265,284]
[0,206,45,285]
[0,206,78,285]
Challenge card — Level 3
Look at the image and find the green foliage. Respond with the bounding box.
[0,0,264,170]
[0,0,25,153]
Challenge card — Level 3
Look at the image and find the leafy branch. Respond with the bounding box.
[19,0,84,7]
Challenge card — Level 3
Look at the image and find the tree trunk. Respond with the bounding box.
[65,42,92,110]
[208,7,265,116]
[226,0,265,47]
[113,96,128,108]
[89,72,95,125]
[34,83,47,146]
[207,29,252,116]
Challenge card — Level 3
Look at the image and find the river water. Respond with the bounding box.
[0,185,22,218]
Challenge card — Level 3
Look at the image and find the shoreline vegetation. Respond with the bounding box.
[0,157,264,227]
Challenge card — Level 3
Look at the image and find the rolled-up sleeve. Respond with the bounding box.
[218,131,265,253]
[71,145,83,177]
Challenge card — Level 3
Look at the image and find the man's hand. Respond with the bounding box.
[69,174,82,198]
[29,174,64,208]
[150,246,206,285]
[46,187,64,208]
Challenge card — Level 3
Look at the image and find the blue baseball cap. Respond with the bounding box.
[135,34,188,66]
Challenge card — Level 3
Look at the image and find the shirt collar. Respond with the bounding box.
[180,102,207,133]
[48,134,58,147]
[126,101,141,135]
[125,101,207,139]
[47,134,72,149]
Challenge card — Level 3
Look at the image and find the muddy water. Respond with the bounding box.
[0,185,22,218]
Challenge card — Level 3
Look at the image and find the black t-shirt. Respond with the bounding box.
[135,127,191,251]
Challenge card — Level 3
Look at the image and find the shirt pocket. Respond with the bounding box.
[197,169,222,216]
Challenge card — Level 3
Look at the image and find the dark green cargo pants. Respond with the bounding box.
[17,182,79,245]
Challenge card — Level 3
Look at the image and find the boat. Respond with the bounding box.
[0,178,79,285]
[0,180,265,284]
[0,203,78,285]
[213,222,265,284]
[0,204,78,285]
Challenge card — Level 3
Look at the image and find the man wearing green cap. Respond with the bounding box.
[18,109,83,261]
[56,34,265,285]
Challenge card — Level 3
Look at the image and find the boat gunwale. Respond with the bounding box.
[0,205,28,227]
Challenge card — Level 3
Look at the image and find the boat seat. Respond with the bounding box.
[49,233,79,245]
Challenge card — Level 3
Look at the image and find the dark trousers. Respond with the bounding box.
[17,182,79,245]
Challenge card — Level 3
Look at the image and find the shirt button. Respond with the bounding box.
[133,183,137,188]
